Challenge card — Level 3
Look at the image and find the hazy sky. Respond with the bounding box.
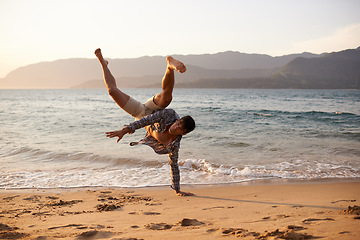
[1,0,359,78]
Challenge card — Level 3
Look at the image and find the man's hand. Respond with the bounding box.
[175,191,194,197]
[105,127,131,143]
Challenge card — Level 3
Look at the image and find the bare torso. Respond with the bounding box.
[145,126,178,146]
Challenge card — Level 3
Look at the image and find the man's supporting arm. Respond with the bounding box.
[169,148,194,197]
[169,150,180,192]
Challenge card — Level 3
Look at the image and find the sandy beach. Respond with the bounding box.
[1,180,359,240]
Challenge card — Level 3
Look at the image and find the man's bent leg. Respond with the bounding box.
[153,56,186,109]
[95,48,130,108]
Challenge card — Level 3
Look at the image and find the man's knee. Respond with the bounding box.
[157,96,172,108]
[164,95,172,105]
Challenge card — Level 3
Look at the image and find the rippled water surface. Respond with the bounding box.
[1,89,359,189]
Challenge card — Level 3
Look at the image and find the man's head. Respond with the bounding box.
[180,115,196,134]
[169,115,195,135]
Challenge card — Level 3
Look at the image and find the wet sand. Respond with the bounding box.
[1,180,359,239]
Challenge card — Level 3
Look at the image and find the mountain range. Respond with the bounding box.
[1,47,359,89]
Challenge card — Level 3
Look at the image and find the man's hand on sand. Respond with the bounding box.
[176,191,194,197]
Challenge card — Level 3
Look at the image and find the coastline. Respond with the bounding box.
[1,179,359,239]
[2,177,359,192]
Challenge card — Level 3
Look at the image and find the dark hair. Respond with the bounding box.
[180,115,196,134]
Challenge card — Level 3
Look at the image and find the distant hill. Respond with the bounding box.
[1,48,359,89]
[1,59,100,89]
[173,51,321,70]
[0,51,321,89]
[172,47,360,89]
[72,65,281,89]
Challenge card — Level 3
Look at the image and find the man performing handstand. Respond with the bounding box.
[95,48,195,196]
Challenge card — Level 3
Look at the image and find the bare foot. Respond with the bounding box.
[167,56,186,73]
[94,48,108,66]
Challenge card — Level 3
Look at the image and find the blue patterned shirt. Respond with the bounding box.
[125,109,182,192]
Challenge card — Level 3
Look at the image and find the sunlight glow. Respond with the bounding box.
[0,0,359,78]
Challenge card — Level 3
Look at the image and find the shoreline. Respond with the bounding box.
[1,180,359,239]
[1,177,359,193]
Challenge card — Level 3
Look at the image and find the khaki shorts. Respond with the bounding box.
[122,96,163,120]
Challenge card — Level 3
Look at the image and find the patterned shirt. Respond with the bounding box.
[125,109,182,192]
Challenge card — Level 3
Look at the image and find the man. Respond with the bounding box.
[95,48,195,196]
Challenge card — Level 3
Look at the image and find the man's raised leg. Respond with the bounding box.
[95,48,130,108]
[153,56,186,108]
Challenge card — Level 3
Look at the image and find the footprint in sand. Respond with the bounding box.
[145,223,172,230]
[46,199,83,207]
[258,229,314,239]
[262,214,290,221]
[178,218,204,226]
[145,202,162,206]
[292,205,304,208]
[23,195,42,202]
[76,230,114,239]
[46,196,59,200]
[2,195,20,201]
[96,203,121,212]
[341,205,360,215]
[128,211,161,215]
[98,190,113,195]
[218,227,313,239]
[144,218,204,231]
[302,218,335,224]
[0,223,29,239]
[221,228,247,235]
[48,224,84,230]
[202,206,234,211]
[287,225,306,231]
[0,223,18,231]
[215,228,260,238]
[331,199,356,203]
[0,231,29,239]
[34,236,47,240]
[143,211,161,215]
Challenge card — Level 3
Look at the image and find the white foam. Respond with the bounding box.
[1,158,359,189]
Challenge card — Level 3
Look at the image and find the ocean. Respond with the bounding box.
[1,89,359,189]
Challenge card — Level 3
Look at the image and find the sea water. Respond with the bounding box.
[1,89,359,189]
